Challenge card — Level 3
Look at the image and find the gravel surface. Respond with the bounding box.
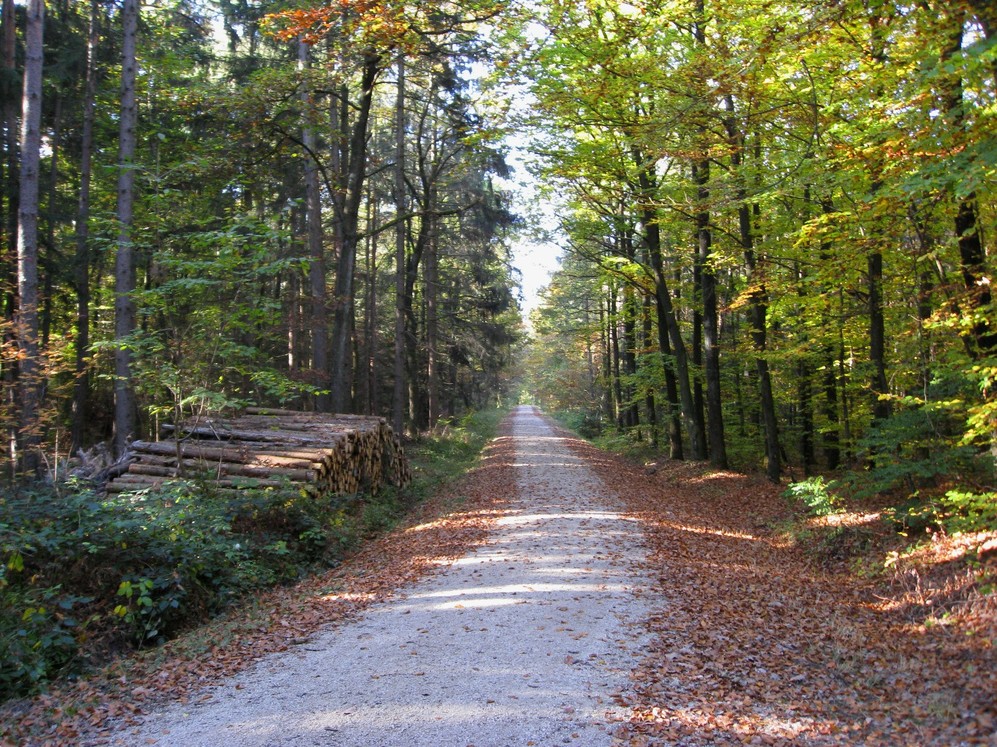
[114,406,654,747]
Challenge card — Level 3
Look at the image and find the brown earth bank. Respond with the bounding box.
[3,411,995,746]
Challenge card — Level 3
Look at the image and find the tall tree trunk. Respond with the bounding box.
[633,155,697,458]
[15,0,45,473]
[363,181,377,415]
[942,13,995,359]
[817,197,841,469]
[608,284,623,429]
[41,94,60,351]
[600,300,612,422]
[71,0,99,454]
[694,159,726,467]
[867,12,890,429]
[330,53,380,412]
[621,229,640,431]
[299,40,330,412]
[2,0,17,470]
[2,0,16,324]
[723,102,777,480]
[286,260,301,374]
[392,55,407,434]
[690,187,707,458]
[425,187,439,427]
[868,235,889,424]
[641,289,659,449]
[584,297,597,402]
[113,0,139,455]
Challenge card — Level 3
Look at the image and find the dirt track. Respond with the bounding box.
[108,406,654,746]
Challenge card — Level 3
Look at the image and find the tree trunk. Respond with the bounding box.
[2,0,18,471]
[330,53,380,413]
[425,186,439,427]
[15,0,45,473]
[693,159,727,467]
[600,300,613,422]
[113,0,139,455]
[71,0,99,455]
[641,289,659,449]
[608,285,623,429]
[392,55,407,434]
[817,197,841,469]
[299,40,330,412]
[868,244,889,424]
[2,0,16,324]
[621,229,640,431]
[723,102,777,479]
[867,12,890,429]
[942,14,995,358]
[362,181,377,415]
[633,155,696,458]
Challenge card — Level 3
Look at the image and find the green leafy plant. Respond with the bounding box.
[938,490,997,533]
[0,587,91,698]
[783,476,840,517]
[0,409,508,699]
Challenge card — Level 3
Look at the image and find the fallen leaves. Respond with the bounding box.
[571,435,997,747]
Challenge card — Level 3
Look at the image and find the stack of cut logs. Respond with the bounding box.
[105,407,411,497]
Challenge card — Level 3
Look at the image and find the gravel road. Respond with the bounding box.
[114,406,654,747]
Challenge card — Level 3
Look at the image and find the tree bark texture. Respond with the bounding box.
[113,0,139,455]
[299,40,330,411]
[71,0,99,454]
[15,0,45,472]
[330,53,380,413]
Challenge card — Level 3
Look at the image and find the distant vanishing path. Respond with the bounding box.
[111,406,654,747]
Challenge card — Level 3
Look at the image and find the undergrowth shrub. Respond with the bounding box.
[0,407,506,700]
[938,490,997,533]
[554,410,604,439]
[0,586,90,698]
[0,481,360,697]
[783,476,840,517]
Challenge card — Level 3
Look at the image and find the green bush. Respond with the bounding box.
[555,410,603,439]
[0,586,90,698]
[783,476,840,517]
[0,481,358,696]
[883,497,943,535]
[854,385,985,501]
[938,490,997,533]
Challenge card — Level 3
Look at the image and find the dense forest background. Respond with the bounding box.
[517,0,996,523]
[1,0,523,477]
[2,0,994,502]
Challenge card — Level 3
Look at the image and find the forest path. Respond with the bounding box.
[112,405,654,746]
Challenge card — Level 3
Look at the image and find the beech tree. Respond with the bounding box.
[514,0,994,495]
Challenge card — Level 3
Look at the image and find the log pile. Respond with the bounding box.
[105,408,411,497]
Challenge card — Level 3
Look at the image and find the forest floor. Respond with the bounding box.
[593,453,997,746]
[1,407,995,746]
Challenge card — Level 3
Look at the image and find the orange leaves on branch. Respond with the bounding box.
[262,0,410,50]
